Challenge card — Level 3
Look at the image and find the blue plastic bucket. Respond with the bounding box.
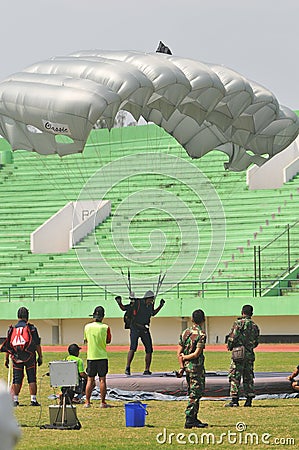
[125,402,148,427]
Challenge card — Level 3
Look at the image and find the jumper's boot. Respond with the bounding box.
[185,416,207,429]
[225,396,239,407]
[244,397,253,407]
[184,417,194,429]
[194,415,208,428]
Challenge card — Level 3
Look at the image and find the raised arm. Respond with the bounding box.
[153,299,165,316]
[115,296,127,312]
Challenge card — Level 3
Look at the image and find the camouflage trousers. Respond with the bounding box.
[228,358,255,398]
[185,371,205,418]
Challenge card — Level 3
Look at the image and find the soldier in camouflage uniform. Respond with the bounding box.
[226,304,260,407]
[177,309,208,429]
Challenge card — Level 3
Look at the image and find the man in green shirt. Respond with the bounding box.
[83,306,112,408]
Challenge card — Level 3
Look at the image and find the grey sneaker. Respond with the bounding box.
[83,402,91,408]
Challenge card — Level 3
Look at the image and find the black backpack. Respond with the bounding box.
[123,299,140,329]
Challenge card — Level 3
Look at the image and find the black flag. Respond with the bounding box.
[156,41,172,55]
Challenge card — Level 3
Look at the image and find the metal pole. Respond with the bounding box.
[253,246,257,297]
[287,224,291,271]
[258,246,262,296]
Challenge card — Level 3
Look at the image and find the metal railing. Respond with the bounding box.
[254,221,299,295]
[1,277,299,303]
[1,222,298,303]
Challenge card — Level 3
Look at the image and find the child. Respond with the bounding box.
[65,343,87,403]
[177,309,208,429]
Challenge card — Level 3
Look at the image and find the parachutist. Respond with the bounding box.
[115,290,165,375]
[156,41,172,55]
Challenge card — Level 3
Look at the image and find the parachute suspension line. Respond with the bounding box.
[46,134,88,200]
[60,153,92,200]
[154,270,166,302]
[89,128,114,200]
[144,125,179,279]
[34,152,76,202]
[54,157,80,199]
[85,134,107,200]
[127,267,132,294]
[16,151,70,203]
[119,267,133,296]
[56,152,97,202]
[119,266,166,301]
[76,154,96,200]
[74,128,112,201]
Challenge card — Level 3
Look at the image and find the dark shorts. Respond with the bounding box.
[86,359,108,378]
[12,356,37,385]
[293,380,299,387]
[130,325,153,353]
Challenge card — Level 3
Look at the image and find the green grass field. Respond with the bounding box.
[0,351,298,449]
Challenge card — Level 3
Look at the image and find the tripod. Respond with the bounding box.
[41,359,82,430]
[42,387,81,430]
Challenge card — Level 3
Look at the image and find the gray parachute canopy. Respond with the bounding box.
[0,49,298,171]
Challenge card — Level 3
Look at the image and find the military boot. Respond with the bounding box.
[244,397,253,407]
[184,417,195,429]
[184,417,206,429]
[225,397,239,407]
[194,416,208,428]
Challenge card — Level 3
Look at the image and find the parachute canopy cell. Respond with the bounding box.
[0,49,298,170]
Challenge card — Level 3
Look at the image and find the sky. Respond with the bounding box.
[1,0,299,109]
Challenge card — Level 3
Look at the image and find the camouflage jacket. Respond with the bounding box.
[227,316,259,358]
[179,324,206,373]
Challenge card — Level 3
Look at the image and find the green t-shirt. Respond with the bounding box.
[66,354,84,374]
[84,321,109,360]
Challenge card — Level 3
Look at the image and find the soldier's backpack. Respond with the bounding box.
[123,299,140,329]
[0,324,33,361]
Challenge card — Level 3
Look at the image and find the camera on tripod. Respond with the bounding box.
[43,360,81,430]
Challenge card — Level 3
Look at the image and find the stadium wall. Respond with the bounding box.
[1,295,299,345]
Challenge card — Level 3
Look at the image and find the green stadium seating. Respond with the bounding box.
[0,124,298,302]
